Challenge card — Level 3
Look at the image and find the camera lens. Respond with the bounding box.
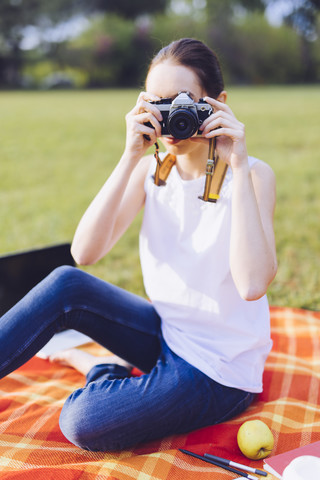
[167,109,198,139]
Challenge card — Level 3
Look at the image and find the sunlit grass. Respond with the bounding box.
[1,87,319,309]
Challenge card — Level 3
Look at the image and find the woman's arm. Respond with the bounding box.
[71,92,162,265]
[201,96,277,300]
[230,161,277,300]
[71,154,150,265]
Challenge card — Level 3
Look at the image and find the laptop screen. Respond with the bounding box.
[0,243,75,316]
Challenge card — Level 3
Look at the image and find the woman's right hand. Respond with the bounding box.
[124,92,163,163]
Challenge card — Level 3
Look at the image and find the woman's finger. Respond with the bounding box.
[132,99,163,122]
[201,116,237,137]
[139,124,158,144]
[203,126,244,141]
[202,112,244,138]
[135,92,163,120]
[137,91,160,102]
[127,111,162,139]
[203,96,234,116]
[200,108,236,132]
[138,112,162,137]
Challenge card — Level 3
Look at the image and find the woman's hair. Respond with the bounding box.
[147,38,224,98]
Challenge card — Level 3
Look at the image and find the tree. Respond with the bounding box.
[285,0,320,82]
[0,0,169,87]
[265,0,320,40]
[286,1,320,40]
[90,0,169,19]
[265,0,320,82]
[0,0,88,86]
[0,0,87,49]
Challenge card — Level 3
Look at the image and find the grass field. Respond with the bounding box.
[1,86,319,310]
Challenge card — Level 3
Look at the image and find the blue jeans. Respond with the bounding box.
[0,266,255,451]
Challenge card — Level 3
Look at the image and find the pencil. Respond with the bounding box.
[179,449,259,480]
[204,453,267,476]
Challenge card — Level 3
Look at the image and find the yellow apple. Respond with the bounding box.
[237,419,274,460]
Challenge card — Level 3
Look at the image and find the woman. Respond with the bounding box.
[0,38,277,451]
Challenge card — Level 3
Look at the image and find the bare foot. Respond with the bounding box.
[49,349,132,376]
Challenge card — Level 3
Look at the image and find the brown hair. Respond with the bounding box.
[148,38,224,98]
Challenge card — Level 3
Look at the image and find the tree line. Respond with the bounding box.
[0,0,319,88]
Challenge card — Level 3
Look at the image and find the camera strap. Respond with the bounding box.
[153,139,228,202]
[199,138,229,203]
[153,142,176,186]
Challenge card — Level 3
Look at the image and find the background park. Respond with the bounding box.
[1,0,319,310]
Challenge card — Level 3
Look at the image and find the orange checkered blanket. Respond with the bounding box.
[0,306,319,479]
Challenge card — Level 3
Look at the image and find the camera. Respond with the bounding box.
[147,91,212,140]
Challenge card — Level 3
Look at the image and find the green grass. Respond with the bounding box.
[1,87,319,309]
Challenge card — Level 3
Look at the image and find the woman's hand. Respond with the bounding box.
[124,92,163,163]
[199,97,248,171]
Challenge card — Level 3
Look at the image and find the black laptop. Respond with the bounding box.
[0,243,75,316]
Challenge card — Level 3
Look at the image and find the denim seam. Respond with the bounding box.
[1,307,71,372]
[216,391,255,424]
[0,321,58,371]
[66,305,161,339]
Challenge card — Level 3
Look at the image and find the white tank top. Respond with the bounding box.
[139,155,272,392]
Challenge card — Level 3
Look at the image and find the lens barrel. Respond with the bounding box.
[167,109,198,139]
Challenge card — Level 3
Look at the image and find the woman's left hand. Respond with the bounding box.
[197,96,248,170]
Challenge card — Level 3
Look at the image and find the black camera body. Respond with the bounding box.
[148,91,212,140]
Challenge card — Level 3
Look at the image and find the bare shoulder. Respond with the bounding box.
[250,159,276,212]
[250,159,276,186]
[139,153,154,173]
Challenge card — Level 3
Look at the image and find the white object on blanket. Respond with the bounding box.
[36,330,93,359]
[282,456,320,480]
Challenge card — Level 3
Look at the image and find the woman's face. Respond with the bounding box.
[146,61,208,156]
